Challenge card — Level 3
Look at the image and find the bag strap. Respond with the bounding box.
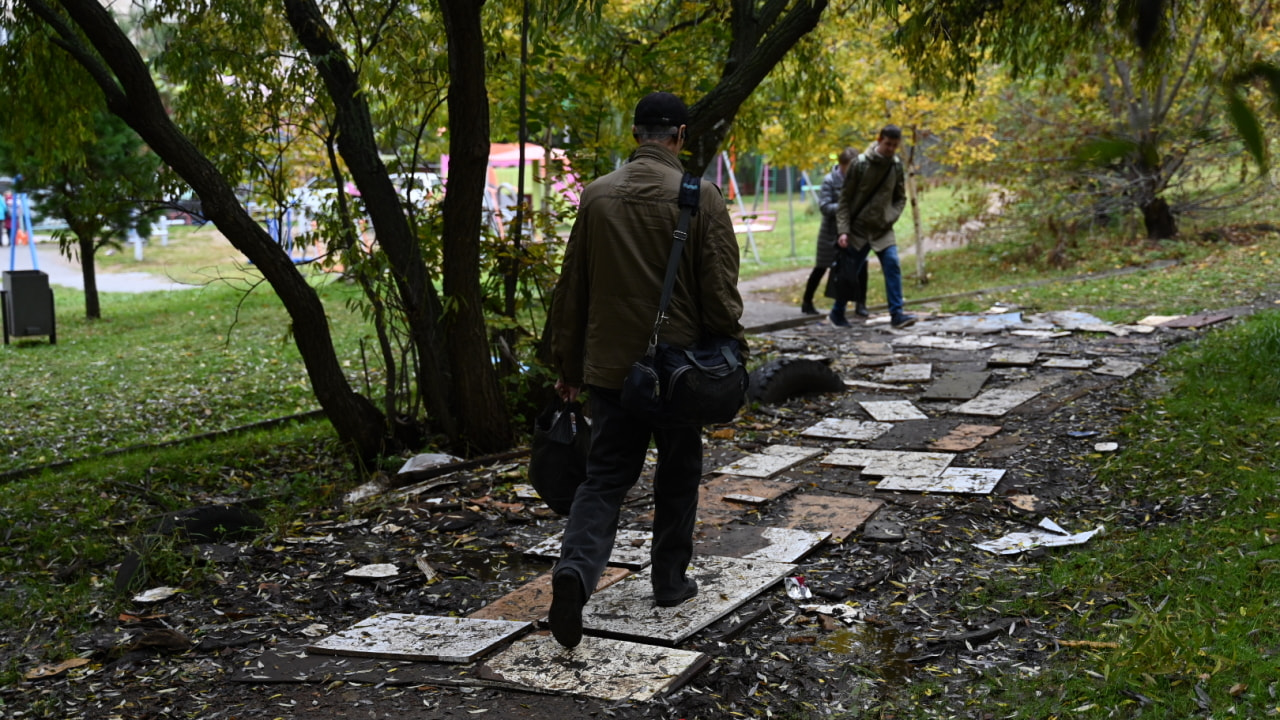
[645,172,701,358]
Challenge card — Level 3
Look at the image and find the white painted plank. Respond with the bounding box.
[714,445,824,478]
[480,633,708,702]
[952,389,1038,417]
[860,400,928,422]
[1093,358,1144,378]
[1042,358,1092,369]
[874,467,1007,494]
[307,614,530,663]
[526,529,653,570]
[820,449,955,478]
[880,363,933,383]
[581,556,796,644]
[891,335,998,351]
[800,418,894,441]
[987,349,1039,367]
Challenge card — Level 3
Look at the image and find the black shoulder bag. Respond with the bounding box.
[619,173,748,427]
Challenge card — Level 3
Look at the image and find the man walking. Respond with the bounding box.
[832,125,916,329]
[546,92,747,648]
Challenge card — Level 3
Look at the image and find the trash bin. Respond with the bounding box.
[1,270,56,345]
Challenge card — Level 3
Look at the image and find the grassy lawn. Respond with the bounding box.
[0,274,371,473]
[895,310,1280,718]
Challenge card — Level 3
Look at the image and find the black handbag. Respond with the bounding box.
[528,399,590,515]
[825,248,862,300]
[620,173,748,427]
[824,157,895,300]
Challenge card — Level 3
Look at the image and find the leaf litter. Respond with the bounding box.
[0,305,1241,718]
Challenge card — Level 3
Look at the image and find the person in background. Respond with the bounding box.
[833,125,917,329]
[800,147,867,316]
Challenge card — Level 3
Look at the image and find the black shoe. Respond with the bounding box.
[549,570,585,647]
[890,314,917,329]
[853,304,870,318]
[655,577,698,607]
[829,311,850,328]
[800,302,820,316]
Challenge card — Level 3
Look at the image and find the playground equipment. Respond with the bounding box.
[265,207,314,264]
[717,152,763,263]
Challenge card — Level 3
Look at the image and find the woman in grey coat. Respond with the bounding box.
[801,147,865,315]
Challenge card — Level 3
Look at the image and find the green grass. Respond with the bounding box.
[92,223,271,284]
[0,417,352,684]
[887,310,1280,718]
[0,275,372,473]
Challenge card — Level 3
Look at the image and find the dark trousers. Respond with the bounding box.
[557,387,703,599]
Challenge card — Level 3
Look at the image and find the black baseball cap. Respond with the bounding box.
[633,92,689,127]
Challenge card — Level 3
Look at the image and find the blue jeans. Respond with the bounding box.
[833,243,905,319]
[557,387,702,600]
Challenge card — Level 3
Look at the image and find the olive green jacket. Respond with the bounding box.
[835,144,906,252]
[549,144,747,390]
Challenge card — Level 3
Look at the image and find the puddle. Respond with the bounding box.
[819,626,914,684]
[444,550,543,583]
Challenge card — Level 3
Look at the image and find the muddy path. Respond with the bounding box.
[2,306,1245,720]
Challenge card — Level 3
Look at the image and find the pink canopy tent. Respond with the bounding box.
[440,143,581,207]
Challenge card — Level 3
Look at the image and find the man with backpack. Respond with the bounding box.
[832,125,916,329]
[546,92,747,648]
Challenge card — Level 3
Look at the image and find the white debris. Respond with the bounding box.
[974,518,1103,555]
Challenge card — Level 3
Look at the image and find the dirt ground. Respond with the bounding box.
[2,298,1241,719]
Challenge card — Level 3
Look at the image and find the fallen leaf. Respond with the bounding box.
[24,658,89,680]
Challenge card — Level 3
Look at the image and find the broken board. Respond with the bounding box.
[860,400,928,422]
[1041,357,1092,370]
[891,335,999,352]
[928,424,1002,452]
[480,633,709,702]
[308,614,530,663]
[1158,311,1235,329]
[921,371,990,401]
[987,349,1039,367]
[698,476,799,527]
[777,495,885,542]
[468,568,631,622]
[698,525,830,563]
[879,363,932,383]
[821,448,956,478]
[952,389,1038,417]
[874,467,1007,494]
[582,556,796,645]
[800,418,894,442]
[714,445,824,478]
[526,529,653,570]
[1093,358,1143,378]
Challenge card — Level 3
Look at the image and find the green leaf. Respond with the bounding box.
[1223,86,1267,171]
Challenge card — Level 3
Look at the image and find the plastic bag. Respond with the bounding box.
[528,400,590,515]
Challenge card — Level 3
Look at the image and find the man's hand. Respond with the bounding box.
[555,378,581,403]
[837,233,849,249]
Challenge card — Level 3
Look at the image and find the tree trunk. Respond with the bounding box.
[684,0,829,175]
[907,128,926,286]
[437,0,515,454]
[44,0,388,462]
[1141,197,1177,239]
[280,0,459,448]
[79,236,99,319]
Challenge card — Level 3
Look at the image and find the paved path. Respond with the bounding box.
[3,242,198,293]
